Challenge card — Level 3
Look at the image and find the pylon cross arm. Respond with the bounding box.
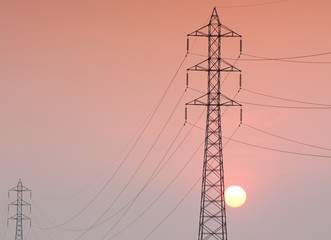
[186,93,241,107]
[187,23,241,38]
[187,58,241,72]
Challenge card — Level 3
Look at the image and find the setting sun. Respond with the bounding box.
[225,185,247,208]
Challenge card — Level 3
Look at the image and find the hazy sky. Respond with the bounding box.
[1,0,331,239]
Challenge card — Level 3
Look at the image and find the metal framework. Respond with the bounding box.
[8,179,31,240]
[186,8,242,240]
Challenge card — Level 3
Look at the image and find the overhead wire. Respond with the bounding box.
[237,100,331,109]
[108,142,204,240]
[33,108,156,202]
[0,227,7,240]
[228,137,331,159]
[30,227,41,240]
[34,110,198,234]
[31,213,56,240]
[216,0,287,8]
[36,52,189,230]
[141,176,201,240]
[6,224,15,240]
[103,109,206,239]
[32,197,127,232]
[188,124,331,158]
[34,53,191,203]
[243,123,331,151]
[31,91,188,234]
[241,88,331,107]
[31,199,89,232]
[31,118,185,233]
[30,36,201,235]
[98,123,188,239]
[75,89,188,240]
[0,202,8,239]
[23,224,31,240]
[242,52,331,64]
[189,51,331,64]
[243,52,331,60]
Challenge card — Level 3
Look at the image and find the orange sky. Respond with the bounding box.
[1,0,331,239]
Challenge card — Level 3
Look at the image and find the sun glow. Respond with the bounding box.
[225,185,247,208]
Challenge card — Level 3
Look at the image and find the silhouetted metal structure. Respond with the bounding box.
[8,179,31,240]
[186,8,242,240]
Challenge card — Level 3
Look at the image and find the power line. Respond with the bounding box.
[33,107,156,203]
[189,123,331,158]
[99,124,188,240]
[30,227,41,240]
[243,52,331,60]
[38,53,189,230]
[140,176,201,240]
[31,104,186,234]
[228,137,331,159]
[37,109,205,237]
[241,88,331,107]
[32,51,194,234]
[37,111,197,234]
[0,203,7,239]
[109,140,204,240]
[34,53,190,204]
[103,110,207,239]
[75,89,187,240]
[189,51,331,64]
[32,196,131,232]
[241,52,331,64]
[216,0,287,8]
[238,100,331,109]
[31,200,89,232]
[243,123,331,151]
[31,217,55,240]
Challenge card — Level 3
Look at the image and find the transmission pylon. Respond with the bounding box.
[8,179,31,240]
[186,8,242,240]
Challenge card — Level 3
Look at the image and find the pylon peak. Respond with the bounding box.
[210,7,220,24]
[212,7,218,15]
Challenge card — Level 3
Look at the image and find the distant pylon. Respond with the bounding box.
[8,179,31,240]
[186,8,242,240]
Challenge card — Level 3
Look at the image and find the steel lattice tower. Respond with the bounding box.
[8,179,31,240]
[186,8,242,240]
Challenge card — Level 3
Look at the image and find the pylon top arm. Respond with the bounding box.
[187,24,241,38]
[9,185,31,192]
